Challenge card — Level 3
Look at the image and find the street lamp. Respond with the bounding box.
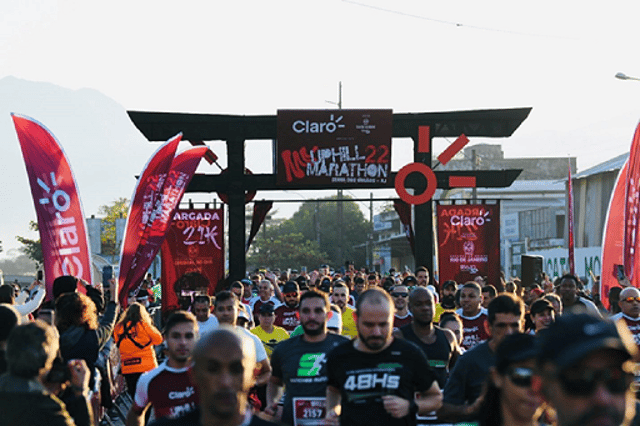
[615,72,640,82]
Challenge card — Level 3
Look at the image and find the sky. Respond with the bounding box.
[2,0,640,256]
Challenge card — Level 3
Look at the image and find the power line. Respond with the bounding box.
[341,0,575,40]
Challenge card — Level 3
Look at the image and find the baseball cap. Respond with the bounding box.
[530,299,553,316]
[259,304,275,315]
[240,278,252,286]
[402,276,418,286]
[283,281,300,294]
[496,333,538,373]
[537,313,638,369]
[530,287,544,297]
[442,280,457,291]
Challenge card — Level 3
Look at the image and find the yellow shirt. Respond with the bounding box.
[434,303,455,323]
[341,306,357,339]
[250,325,290,358]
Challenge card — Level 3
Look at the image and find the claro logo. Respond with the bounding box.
[292,114,346,134]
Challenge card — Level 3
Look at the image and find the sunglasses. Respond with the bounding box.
[506,367,534,387]
[391,292,409,298]
[555,367,631,397]
[622,296,640,303]
[284,292,299,297]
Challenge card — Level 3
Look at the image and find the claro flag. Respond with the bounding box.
[118,139,212,306]
[11,114,92,299]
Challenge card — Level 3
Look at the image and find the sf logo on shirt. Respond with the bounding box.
[298,353,327,376]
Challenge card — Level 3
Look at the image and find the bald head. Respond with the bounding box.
[618,287,640,318]
[409,286,433,305]
[192,326,257,421]
[619,287,640,299]
[193,326,255,367]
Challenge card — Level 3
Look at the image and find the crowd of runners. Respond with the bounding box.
[0,265,638,426]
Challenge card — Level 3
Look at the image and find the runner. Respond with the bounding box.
[266,289,347,425]
[455,282,489,350]
[325,288,442,426]
[126,311,200,425]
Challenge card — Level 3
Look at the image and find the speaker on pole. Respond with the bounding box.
[521,255,543,287]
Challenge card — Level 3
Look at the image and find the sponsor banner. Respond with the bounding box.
[437,204,500,285]
[602,161,629,310]
[276,109,392,187]
[11,114,92,299]
[119,145,210,305]
[160,208,225,313]
[625,124,640,281]
[118,134,181,304]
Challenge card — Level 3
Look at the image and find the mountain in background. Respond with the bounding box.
[0,76,156,257]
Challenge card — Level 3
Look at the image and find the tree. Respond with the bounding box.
[16,221,43,268]
[275,196,371,268]
[247,232,328,271]
[98,198,129,256]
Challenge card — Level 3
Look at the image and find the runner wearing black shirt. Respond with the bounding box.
[325,288,442,426]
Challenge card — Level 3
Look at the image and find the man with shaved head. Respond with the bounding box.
[150,326,279,426]
[325,288,442,426]
[611,286,640,348]
[394,287,459,425]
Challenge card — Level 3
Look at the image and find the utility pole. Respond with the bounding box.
[328,82,344,268]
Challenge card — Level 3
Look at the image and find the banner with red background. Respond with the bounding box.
[160,208,225,313]
[12,114,92,299]
[118,135,180,304]
[601,161,629,310]
[437,203,500,286]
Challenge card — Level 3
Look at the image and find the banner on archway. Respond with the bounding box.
[437,203,500,286]
[160,208,225,313]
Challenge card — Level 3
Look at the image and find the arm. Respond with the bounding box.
[325,385,342,426]
[415,381,443,415]
[436,355,476,423]
[265,376,284,416]
[382,380,443,419]
[254,358,272,386]
[96,280,119,348]
[126,404,149,426]
[63,359,93,426]
[13,283,46,316]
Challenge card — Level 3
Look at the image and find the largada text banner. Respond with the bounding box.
[160,208,224,313]
[437,203,500,285]
[277,109,392,187]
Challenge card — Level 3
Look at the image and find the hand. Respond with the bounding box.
[325,410,340,426]
[28,280,40,292]
[109,278,119,302]
[618,276,632,288]
[382,395,411,418]
[264,403,278,417]
[68,359,90,395]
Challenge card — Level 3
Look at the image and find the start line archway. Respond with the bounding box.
[128,108,530,282]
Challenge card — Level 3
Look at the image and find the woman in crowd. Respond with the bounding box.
[478,333,543,426]
[55,279,118,388]
[113,302,163,397]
